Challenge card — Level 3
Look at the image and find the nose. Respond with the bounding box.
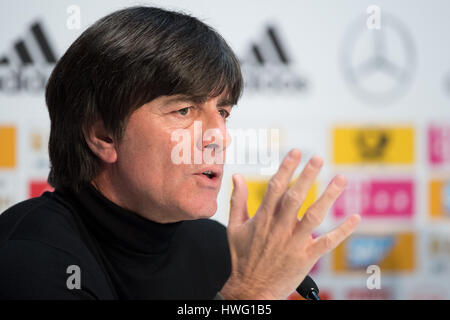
[195,109,231,154]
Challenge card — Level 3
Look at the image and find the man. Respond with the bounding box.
[0,6,360,299]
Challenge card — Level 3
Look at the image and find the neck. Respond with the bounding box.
[91,170,182,224]
[60,182,183,255]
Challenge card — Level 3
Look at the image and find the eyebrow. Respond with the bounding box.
[217,98,234,108]
[163,95,235,108]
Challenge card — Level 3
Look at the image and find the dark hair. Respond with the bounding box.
[46,6,243,192]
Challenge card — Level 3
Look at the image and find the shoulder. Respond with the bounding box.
[0,192,86,255]
[0,238,101,299]
[0,192,113,299]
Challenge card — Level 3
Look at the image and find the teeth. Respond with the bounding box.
[202,170,214,178]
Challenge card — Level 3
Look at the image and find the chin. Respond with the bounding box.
[178,197,218,220]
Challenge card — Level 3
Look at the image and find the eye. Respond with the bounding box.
[177,107,192,116]
[218,109,230,119]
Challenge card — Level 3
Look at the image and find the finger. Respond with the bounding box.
[258,149,301,216]
[309,214,361,260]
[295,174,347,236]
[228,174,249,228]
[277,155,323,225]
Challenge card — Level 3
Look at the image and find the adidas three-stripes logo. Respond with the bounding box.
[0,21,57,67]
[247,26,290,66]
[242,26,308,92]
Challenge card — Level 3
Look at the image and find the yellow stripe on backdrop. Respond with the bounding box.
[429,179,450,219]
[333,126,414,165]
[0,126,16,168]
[245,178,317,219]
[332,232,415,273]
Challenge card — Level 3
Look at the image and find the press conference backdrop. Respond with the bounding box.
[1,0,449,300]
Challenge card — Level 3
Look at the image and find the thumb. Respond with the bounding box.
[228,174,249,229]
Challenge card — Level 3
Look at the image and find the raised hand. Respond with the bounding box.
[220,149,361,299]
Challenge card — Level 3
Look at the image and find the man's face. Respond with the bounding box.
[110,94,233,223]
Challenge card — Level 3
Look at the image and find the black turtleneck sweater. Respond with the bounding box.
[0,184,231,299]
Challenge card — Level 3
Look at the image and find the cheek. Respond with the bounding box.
[118,124,172,187]
[130,131,192,190]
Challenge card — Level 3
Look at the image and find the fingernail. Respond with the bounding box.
[310,155,323,168]
[288,149,301,159]
[333,174,347,188]
[351,214,361,226]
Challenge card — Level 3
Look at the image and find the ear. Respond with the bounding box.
[83,120,118,164]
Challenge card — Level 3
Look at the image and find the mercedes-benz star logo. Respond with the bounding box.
[340,13,416,105]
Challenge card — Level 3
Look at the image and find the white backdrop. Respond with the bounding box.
[1,0,449,299]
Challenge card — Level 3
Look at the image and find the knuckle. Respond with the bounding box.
[321,185,339,203]
[328,183,342,198]
[305,162,320,176]
[338,226,349,239]
[280,158,293,171]
[229,194,242,208]
[303,167,317,179]
[284,190,303,208]
[268,177,283,194]
[303,209,321,227]
[230,199,240,212]
[324,235,334,250]
[257,203,271,218]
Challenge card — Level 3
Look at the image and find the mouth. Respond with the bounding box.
[193,167,223,188]
[201,170,217,180]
